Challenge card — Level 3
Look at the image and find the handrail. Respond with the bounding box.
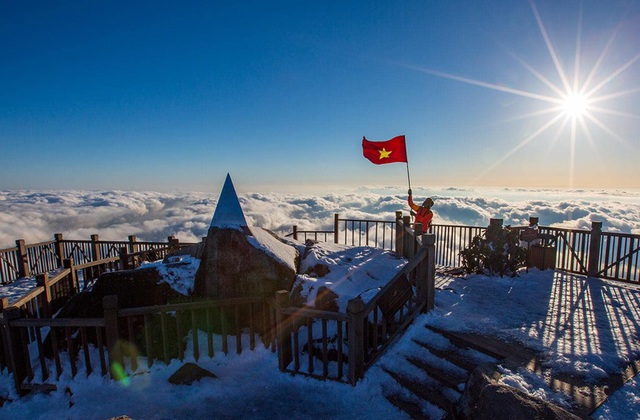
[0,234,188,286]
[279,306,349,321]
[9,268,71,310]
[362,246,427,314]
[10,286,45,309]
[24,240,56,249]
[48,268,72,282]
[118,296,265,317]
[10,317,106,328]
[73,256,120,271]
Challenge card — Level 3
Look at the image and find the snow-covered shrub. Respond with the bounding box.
[459,222,527,277]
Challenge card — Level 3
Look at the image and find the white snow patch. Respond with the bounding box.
[246,226,298,272]
[141,255,200,296]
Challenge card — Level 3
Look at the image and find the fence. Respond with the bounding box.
[2,211,639,394]
[291,213,640,285]
[291,214,397,251]
[4,215,638,287]
[0,234,191,286]
[0,294,276,394]
[277,217,436,384]
[291,212,483,268]
[0,240,193,375]
[0,219,435,393]
[538,221,640,284]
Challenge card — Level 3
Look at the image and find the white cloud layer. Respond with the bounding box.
[1,186,639,249]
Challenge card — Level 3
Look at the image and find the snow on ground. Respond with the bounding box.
[1,241,640,419]
[430,271,640,380]
[0,276,50,307]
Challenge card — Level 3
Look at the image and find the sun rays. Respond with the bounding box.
[408,1,638,187]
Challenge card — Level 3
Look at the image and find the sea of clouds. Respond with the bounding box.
[1,186,639,249]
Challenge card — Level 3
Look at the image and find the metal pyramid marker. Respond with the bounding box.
[210,173,247,229]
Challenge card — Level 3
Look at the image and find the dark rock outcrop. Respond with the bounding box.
[168,363,217,385]
[457,363,580,420]
[305,263,331,278]
[314,286,339,312]
[57,267,186,319]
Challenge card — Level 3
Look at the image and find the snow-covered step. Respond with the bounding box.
[405,356,467,392]
[383,367,455,414]
[424,324,538,368]
[411,338,479,373]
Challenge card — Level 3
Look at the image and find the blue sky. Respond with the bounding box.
[1,0,638,193]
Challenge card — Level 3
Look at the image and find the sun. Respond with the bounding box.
[561,92,590,119]
[406,0,638,187]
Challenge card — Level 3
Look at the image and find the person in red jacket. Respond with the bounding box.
[407,189,434,231]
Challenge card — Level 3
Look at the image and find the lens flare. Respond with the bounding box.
[111,362,131,387]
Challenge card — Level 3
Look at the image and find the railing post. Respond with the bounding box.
[588,221,603,278]
[119,247,130,270]
[416,248,428,309]
[395,211,403,255]
[15,239,29,279]
[333,214,339,244]
[90,234,101,262]
[347,296,365,385]
[128,235,138,254]
[422,234,436,312]
[103,295,122,378]
[275,290,292,371]
[414,223,423,257]
[487,218,503,242]
[2,307,29,396]
[402,216,411,259]
[36,273,52,318]
[292,226,298,241]
[54,233,65,267]
[63,259,79,293]
[168,235,180,251]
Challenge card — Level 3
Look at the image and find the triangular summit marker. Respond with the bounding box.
[210,173,247,229]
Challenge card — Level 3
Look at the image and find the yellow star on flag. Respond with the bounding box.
[378,148,392,159]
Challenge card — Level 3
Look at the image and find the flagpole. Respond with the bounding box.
[406,160,414,223]
[404,135,411,192]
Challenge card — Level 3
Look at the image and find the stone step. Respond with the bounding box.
[424,325,509,361]
[406,356,467,392]
[411,338,479,373]
[383,367,455,414]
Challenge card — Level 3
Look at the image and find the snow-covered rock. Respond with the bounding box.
[290,240,407,313]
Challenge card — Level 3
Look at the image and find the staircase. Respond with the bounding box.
[380,324,533,419]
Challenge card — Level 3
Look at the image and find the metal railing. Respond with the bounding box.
[289,214,639,285]
[0,234,194,286]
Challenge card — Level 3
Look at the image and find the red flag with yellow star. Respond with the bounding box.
[362,135,408,164]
